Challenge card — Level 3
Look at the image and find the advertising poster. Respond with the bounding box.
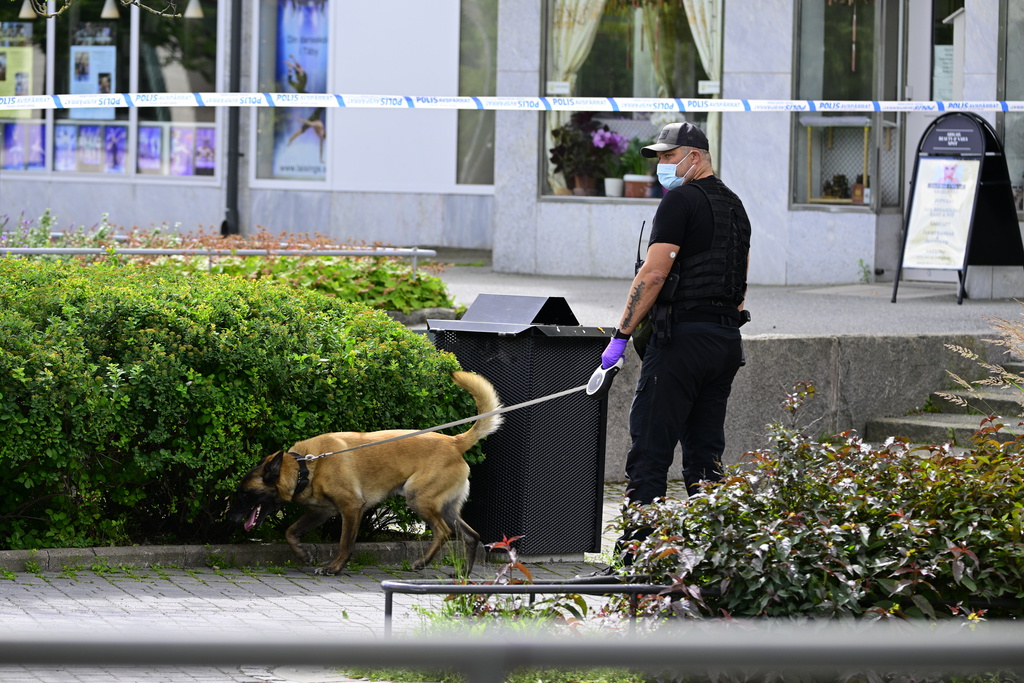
[169,126,194,176]
[137,125,163,174]
[0,22,34,119]
[24,123,44,170]
[194,127,216,176]
[104,125,126,174]
[55,124,77,171]
[902,157,981,269]
[70,22,117,120]
[272,0,328,179]
[76,124,103,172]
[2,122,24,169]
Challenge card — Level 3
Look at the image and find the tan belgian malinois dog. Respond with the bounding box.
[226,371,502,575]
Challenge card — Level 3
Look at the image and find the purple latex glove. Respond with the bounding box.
[601,337,628,369]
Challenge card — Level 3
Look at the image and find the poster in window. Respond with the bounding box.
[271,0,328,180]
[902,157,981,269]
[170,126,195,176]
[137,125,163,174]
[76,124,103,172]
[104,125,126,174]
[70,22,117,121]
[2,123,24,169]
[55,124,77,171]
[25,123,44,170]
[194,128,216,176]
[0,22,34,120]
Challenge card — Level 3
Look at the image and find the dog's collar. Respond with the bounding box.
[287,451,311,498]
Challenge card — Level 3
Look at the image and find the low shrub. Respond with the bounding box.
[613,381,1024,620]
[0,258,475,550]
[162,254,452,314]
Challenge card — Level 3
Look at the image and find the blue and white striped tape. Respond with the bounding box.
[2,93,1024,113]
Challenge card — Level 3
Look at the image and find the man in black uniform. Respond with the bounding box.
[601,121,751,522]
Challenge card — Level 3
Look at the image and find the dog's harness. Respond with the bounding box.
[282,378,595,497]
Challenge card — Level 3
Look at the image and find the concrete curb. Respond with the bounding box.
[0,541,485,573]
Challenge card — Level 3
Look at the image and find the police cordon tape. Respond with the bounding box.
[2,92,1024,112]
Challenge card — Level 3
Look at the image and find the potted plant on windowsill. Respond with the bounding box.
[549,112,628,196]
[617,137,656,198]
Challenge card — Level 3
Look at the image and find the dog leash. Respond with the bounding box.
[289,380,591,463]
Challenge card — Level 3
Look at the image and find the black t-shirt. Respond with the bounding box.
[648,177,716,254]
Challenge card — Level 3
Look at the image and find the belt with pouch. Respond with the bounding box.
[670,308,748,327]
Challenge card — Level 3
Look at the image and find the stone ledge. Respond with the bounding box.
[0,541,579,573]
[0,541,450,573]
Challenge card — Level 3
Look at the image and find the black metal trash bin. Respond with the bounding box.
[428,294,610,557]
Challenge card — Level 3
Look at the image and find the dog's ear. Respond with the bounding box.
[262,451,284,486]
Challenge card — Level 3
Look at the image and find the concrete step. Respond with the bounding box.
[929,386,1024,416]
[864,412,1024,448]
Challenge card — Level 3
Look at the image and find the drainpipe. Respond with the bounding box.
[221,0,242,236]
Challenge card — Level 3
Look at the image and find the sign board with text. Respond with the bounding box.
[894,112,1024,304]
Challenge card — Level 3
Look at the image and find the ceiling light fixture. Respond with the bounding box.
[100,0,120,20]
[184,0,204,19]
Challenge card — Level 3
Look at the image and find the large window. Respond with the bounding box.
[792,0,901,208]
[542,0,721,197]
[53,0,130,175]
[137,3,218,176]
[457,0,497,186]
[255,0,329,182]
[0,0,219,179]
[0,5,45,172]
[1004,0,1024,214]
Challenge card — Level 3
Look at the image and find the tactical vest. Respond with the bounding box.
[669,176,751,308]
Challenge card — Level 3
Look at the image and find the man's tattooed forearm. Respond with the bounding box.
[622,281,646,330]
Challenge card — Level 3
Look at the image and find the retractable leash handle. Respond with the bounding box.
[586,357,624,400]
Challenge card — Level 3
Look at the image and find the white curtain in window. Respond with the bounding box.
[546,0,607,194]
[682,0,722,159]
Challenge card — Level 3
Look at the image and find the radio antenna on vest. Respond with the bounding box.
[635,220,646,274]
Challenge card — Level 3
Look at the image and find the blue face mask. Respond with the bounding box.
[657,152,695,190]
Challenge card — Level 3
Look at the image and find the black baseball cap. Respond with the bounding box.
[641,122,709,157]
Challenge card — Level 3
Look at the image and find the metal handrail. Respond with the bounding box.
[0,246,437,271]
[380,578,671,637]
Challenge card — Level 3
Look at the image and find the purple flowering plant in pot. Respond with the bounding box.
[549,112,628,195]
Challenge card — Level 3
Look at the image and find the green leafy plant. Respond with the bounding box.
[611,137,654,178]
[608,382,1024,621]
[858,257,872,283]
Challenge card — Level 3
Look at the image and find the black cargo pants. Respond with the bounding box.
[623,319,743,504]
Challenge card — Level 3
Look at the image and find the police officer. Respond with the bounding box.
[601,121,751,522]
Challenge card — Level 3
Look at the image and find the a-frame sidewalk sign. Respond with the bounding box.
[892,111,1024,304]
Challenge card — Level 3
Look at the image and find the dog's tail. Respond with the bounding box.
[452,370,504,450]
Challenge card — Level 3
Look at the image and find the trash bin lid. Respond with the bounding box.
[428,293,611,336]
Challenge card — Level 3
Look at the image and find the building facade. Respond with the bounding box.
[2,0,1023,294]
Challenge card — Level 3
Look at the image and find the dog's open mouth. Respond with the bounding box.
[243,505,263,532]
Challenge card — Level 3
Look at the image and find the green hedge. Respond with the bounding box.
[0,258,473,550]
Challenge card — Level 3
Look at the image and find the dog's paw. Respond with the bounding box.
[314,564,344,576]
[288,543,316,565]
[411,558,427,571]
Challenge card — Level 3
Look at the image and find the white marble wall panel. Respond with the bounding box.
[493,0,543,274]
[2,179,225,233]
[786,211,877,284]
[723,0,794,77]
[250,190,335,237]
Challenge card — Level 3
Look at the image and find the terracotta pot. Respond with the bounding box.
[623,174,654,198]
[572,175,597,196]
